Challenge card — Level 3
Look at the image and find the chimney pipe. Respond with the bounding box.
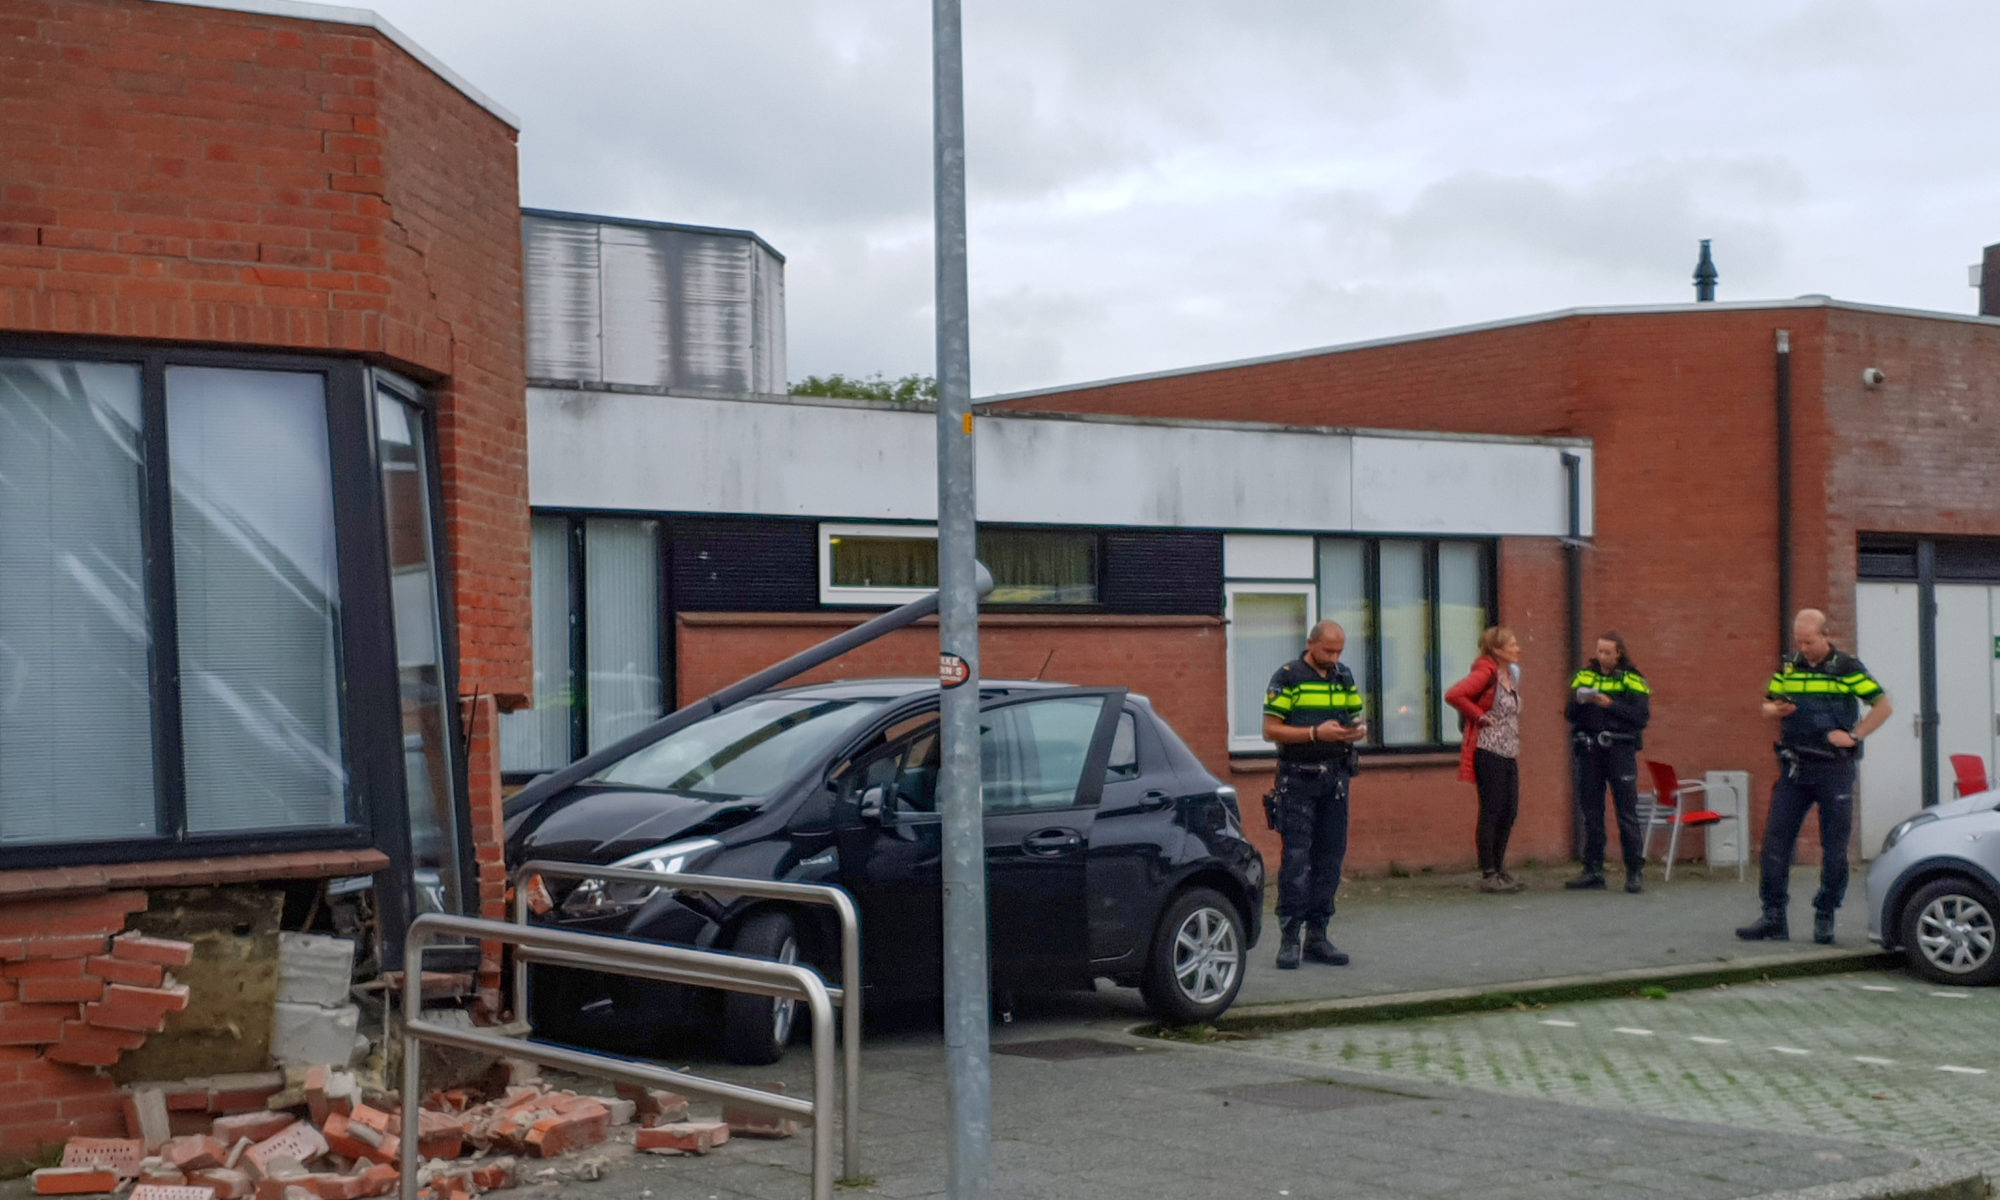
[1981,243,2000,318]
[1693,239,1718,303]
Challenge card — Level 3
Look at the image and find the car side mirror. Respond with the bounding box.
[858,784,889,823]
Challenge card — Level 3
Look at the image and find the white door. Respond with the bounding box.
[1935,586,1996,801]
[1855,583,1923,856]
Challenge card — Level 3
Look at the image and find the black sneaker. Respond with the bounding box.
[1564,870,1607,891]
[1624,869,1644,894]
[1302,930,1350,966]
[1813,912,1835,945]
[1735,912,1790,941]
[1275,925,1302,970]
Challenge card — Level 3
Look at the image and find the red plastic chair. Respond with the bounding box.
[1636,760,1738,881]
[1950,754,1991,798]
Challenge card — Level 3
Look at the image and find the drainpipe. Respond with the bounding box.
[1775,329,1792,654]
[1561,452,1585,860]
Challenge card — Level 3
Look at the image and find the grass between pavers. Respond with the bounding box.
[1142,949,1899,1039]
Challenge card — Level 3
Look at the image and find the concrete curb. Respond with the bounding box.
[1209,947,1897,1033]
[1752,1146,1988,1200]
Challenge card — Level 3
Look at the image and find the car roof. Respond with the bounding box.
[762,677,1076,702]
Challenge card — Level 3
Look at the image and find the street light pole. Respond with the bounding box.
[932,0,990,1196]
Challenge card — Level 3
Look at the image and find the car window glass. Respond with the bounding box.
[596,696,890,799]
[852,723,941,814]
[1106,711,1139,781]
[980,696,1104,813]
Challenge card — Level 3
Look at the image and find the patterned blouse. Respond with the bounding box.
[1477,665,1522,759]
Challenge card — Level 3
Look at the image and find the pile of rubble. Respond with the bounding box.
[29,1068,796,1198]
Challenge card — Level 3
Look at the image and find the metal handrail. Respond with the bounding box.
[511,861,862,1180]
[402,913,836,1200]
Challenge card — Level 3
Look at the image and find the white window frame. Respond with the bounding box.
[1224,581,1318,754]
[819,521,938,606]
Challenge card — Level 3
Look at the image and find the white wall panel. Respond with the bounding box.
[1351,438,1594,538]
[1223,534,1316,580]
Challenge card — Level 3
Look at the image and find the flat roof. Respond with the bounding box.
[979,296,2000,406]
[149,0,520,129]
[523,208,787,264]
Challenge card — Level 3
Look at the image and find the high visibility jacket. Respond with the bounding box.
[1565,664,1651,749]
[1767,649,1883,753]
[1264,655,1364,767]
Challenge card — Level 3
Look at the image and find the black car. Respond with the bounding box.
[505,678,1264,1063]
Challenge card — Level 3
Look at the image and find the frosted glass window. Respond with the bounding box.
[0,359,157,843]
[1377,541,1431,746]
[1316,538,1372,719]
[1227,586,1312,751]
[586,519,662,750]
[378,390,460,916]
[167,367,348,832]
[1437,543,1490,741]
[500,517,574,773]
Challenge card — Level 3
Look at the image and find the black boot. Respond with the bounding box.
[1564,868,1607,891]
[1735,909,1789,941]
[1814,911,1835,945]
[1302,925,1350,966]
[1275,922,1302,970]
[1624,867,1644,894]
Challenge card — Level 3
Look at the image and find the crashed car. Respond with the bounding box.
[506,678,1263,1063]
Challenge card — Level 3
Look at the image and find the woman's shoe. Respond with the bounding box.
[1498,872,1526,893]
[1478,873,1511,894]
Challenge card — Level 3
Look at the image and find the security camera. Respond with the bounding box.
[1861,367,1885,389]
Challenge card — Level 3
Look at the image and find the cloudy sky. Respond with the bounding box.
[363,0,2000,396]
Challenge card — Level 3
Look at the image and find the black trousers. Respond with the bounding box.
[1275,767,1350,928]
[1473,749,1519,875]
[1575,741,1645,873]
[1759,757,1855,917]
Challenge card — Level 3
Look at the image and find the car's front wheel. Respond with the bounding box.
[1139,887,1246,1026]
[1901,876,2000,987]
[721,909,802,1064]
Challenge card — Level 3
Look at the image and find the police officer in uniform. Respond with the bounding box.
[1564,632,1653,894]
[1262,620,1366,970]
[1737,608,1892,944]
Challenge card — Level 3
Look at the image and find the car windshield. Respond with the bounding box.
[591,695,892,799]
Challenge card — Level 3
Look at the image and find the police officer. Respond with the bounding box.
[1564,632,1652,894]
[1737,608,1893,944]
[1262,620,1366,970]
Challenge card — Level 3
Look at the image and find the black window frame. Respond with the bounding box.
[1335,535,1498,755]
[817,520,1109,613]
[0,335,462,879]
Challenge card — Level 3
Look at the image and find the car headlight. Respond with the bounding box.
[558,837,723,920]
[1882,812,1940,854]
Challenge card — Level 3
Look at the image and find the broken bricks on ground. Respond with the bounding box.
[28,932,797,1198]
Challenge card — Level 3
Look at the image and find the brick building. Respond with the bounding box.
[0,0,527,1156]
[989,297,2000,867]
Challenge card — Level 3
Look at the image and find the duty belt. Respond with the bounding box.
[1574,730,1636,749]
[1278,761,1333,777]
[1777,743,1852,772]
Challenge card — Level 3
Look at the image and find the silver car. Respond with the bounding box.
[1868,788,2000,986]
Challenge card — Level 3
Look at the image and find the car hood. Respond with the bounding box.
[512,786,758,864]
[1920,790,2000,824]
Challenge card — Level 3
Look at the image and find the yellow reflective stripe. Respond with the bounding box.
[1569,670,1598,688]
[1623,674,1650,695]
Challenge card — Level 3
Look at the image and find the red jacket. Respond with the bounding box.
[1444,655,1504,783]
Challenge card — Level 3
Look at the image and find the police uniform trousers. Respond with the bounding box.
[1575,740,1645,873]
[1275,764,1351,928]
[1759,755,1855,917]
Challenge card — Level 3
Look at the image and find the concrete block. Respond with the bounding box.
[270,1002,359,1067]
[275,936,354,1009]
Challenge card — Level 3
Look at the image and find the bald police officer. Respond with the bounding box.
[1262,620,1367,969]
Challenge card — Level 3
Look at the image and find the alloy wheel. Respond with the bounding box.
[1917,894,1996,975]
[1172,906,1241,1005]
[772,935,800,1045]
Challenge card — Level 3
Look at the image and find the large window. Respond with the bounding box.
[819,523,1098,606]
[0,346,457,869]
[500,514,664,774]
[1224,534,1494,753]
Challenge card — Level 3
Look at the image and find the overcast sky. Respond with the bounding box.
[363,0,2000,396]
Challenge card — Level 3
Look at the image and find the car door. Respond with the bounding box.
[831,688,1122,997]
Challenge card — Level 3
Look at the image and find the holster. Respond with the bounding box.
[1261,784,1284,831]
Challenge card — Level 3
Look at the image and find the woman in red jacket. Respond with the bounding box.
[1446,627,1524,894]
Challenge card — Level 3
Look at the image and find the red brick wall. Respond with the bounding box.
[0,0,529,701]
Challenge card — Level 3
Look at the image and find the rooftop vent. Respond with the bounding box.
[1693,239,1718,303]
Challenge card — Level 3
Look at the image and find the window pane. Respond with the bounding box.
[500,517,574,772]
[1229,590,1310,745]
[0,359,157,844]
[1437,542,1490,741]
[586,518,662,750]
[167,367,348,832]
[830,533,936,590]
[981,696,1103,812]
[377,390,460,915]
[1317,537,1371,706]
[1106,711,1139,780]
[982,529,1095,604]
[1378,541,1432,746]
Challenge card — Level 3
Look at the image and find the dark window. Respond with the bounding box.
[820,523,1100,606]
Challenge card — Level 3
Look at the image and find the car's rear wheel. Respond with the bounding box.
[1901,876,2000,986]
[1139,887,1245,1026]
[721,909,802,1065]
